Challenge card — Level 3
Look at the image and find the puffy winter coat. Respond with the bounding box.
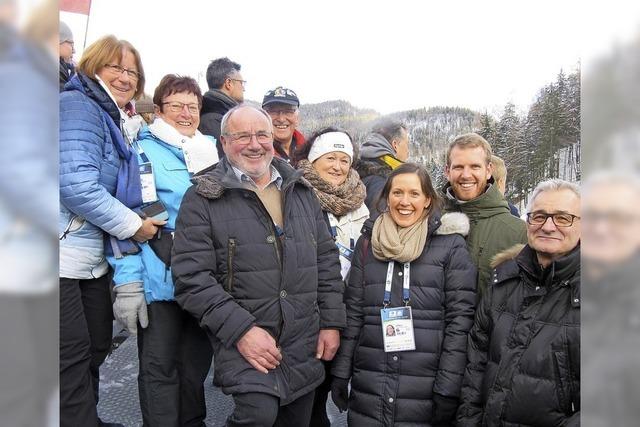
[107,126,216,302]
[171,157,346,404]
[457,244,580,427]
[59,72,141,279]
[332,212,477,426]
[442,182,527,295]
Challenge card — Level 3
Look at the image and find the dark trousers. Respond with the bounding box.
[137,301,213,427]
[227,390,315,427]
[60,274,114,427]
[309,361,332,427]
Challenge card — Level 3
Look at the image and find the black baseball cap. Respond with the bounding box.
[262,86,300,108]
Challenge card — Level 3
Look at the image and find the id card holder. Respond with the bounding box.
[381,306,416,352]
[139,162,158,203]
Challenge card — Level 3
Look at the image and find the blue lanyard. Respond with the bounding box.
[383,262,411,307]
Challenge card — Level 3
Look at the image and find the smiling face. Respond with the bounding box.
[96,48,139,108]
[221,107,274,187]
[155,91,200,137]
[445,145,493,201]
[265,102,299,144]
[387,173,431,228]
[527,188,581,267]
[312,151,351,187]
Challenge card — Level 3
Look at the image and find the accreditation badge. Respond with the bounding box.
[381,306,416,352]
[139,162,158,204]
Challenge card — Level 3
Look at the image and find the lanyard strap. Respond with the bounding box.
[383,261,411,307]
[133,140,151,164]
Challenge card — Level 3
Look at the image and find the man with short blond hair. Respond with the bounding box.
[442,133,526,294]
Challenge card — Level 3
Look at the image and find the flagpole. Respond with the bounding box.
[82,0,92,49]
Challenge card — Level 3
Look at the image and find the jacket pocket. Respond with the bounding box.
[552,350,572,414]
[59,215,85,240]
[225,238,236,292]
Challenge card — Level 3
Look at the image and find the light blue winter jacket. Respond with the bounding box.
[59,73,141,279]
[107,126,217,302]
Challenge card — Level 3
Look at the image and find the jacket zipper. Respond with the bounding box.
[226,238,236,292]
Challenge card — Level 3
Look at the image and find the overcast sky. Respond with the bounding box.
[61,0,639,115]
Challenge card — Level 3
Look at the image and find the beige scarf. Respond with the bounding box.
[371,212,429,263]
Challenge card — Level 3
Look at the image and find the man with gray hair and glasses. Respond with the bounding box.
[172,105,345,426]
[457,179,580,427]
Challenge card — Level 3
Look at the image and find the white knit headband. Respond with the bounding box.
[308,132,353,163]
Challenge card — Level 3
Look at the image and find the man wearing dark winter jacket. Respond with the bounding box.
[262,86,306,167]
[356,118,410,219]
[442,133,526,294]
[199,57,245,159]
[457,179,581,427]
[172,105,346,426]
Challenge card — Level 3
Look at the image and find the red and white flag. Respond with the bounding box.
[59,0,92,15]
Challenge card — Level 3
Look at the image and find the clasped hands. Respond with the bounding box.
[236,326,340,374]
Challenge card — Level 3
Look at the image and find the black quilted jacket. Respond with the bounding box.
[332,212,477,426]
[457,244,580,427]
[171,157,346,404]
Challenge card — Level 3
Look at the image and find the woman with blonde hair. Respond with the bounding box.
[59,35,162,426]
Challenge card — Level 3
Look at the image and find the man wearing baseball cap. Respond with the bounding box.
[262,86,306,167]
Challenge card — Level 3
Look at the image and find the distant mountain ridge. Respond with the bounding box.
[297,100,480,165]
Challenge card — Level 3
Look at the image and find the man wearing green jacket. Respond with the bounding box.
[442,133,527,295]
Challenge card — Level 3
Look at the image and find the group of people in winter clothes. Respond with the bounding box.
[59,33,580,427]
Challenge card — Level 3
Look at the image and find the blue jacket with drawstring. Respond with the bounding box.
[59,73,142,279]
[107,126,216,302]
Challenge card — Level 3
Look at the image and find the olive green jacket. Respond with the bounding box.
[442,182,527,295]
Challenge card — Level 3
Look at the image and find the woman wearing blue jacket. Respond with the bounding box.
[59,35,162,427]
[108,74,218,427]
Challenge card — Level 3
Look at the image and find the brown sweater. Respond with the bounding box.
[252,182,283,228]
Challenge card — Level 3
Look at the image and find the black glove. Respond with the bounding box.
[330,376,350,412]
[431,393,459,426]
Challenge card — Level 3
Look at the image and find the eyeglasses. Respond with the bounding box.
[526,212,581,227]
[227,78,247,87]
[104,63,141,81]
[162,101,200,114]
[223,131,273,145]
[265,108,297,118]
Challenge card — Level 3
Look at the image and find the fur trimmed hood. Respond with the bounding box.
[191,156,311,200]
[490,243,526,269]
[435,212,470,237]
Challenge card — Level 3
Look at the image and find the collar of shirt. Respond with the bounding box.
[231,164,283,190]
